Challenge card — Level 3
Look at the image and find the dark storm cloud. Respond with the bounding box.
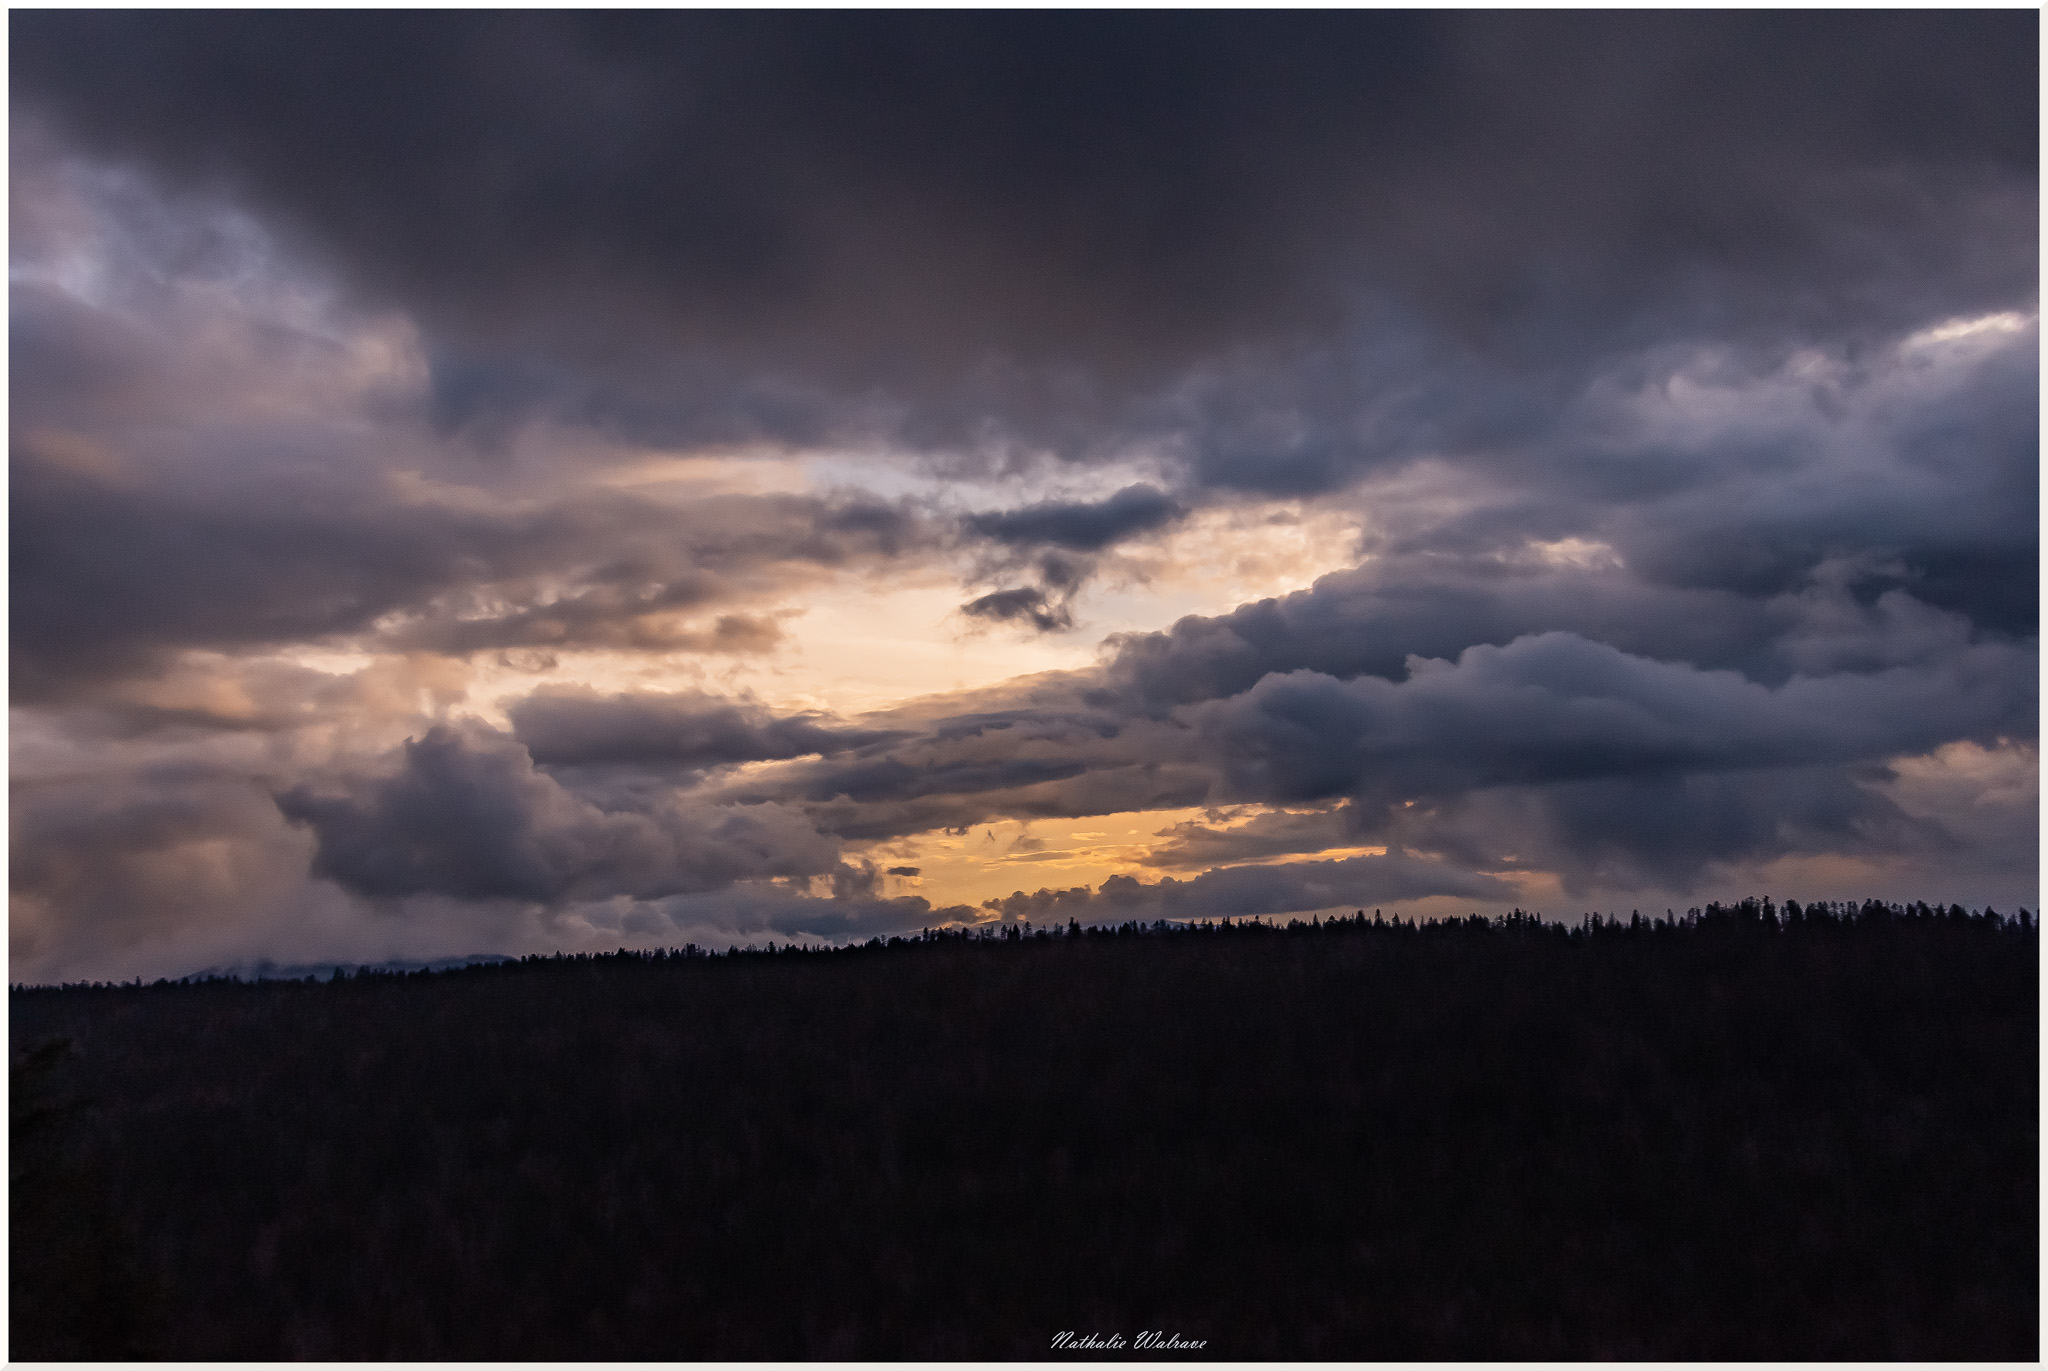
[8,165,947,700]
[1104,333,2038,713]
[12,446,476,698]
[9,10,2036,972]
[1096,557,1781,714]
[1130,775,1938,898]
[1187,630,2031,808]
[955,486,1186,630]
[1383,764,1941,897]
[10,9,2032,689]
[965,485,1184,552]
[276,724,843,904]
[510,687,901,770]
[1579,322,2041,636]
[712,696,1171,811]
[960,587,1072,634]
[681,562,2033,885]
[261,565,2031,912]
[770,753,1097,810]
[701,693,1201,841]
[12,11,2032,474]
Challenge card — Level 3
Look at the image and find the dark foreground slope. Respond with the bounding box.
[11,903,2038,1359]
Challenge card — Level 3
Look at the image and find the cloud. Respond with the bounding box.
[980,852,1513,924]
[1190,629,2032,808]
[12,12,2031,473]
[961,586,1073,633]
[627,886,979,946]
[704,693,1208,842]
[685,579,2031,892]
[11,764,315,970]
[954,485,1188,631]
[13,443,939,697]
[965,484,1185,552]
[510,686,900,770]
[1139,807,1358,870]
[7,14,2034,981]
[1391,764,1941,896]
[275,723,844,903]
[8,146,955,701]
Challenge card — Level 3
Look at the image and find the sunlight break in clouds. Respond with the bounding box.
[10,12,2036,982]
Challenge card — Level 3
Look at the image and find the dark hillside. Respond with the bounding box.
[11,902,2038,1359]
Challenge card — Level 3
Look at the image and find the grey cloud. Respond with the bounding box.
[391,604,787,660]
[1382,765,1945,897]
[1098,557,1784,716]
[276,724,842,903]
[1139,807,1357,870]
[1583,325,2040,635]
[8,12,2035,968]
[376,492,933,659]
[961,586,1072,634]
[635,886,979,945]
[965,484,1184,552]
[11,763,315,973]
[510,686,901,770]
[958,548,1104,634]
[228,519,2030,920]
[13,452,481,698]
[980,852,1512,925]
[783,761,1215,847]
[10,164,949,697]
[956,486,1186,632]
[1104,358,2036,716]
[12,429,937,697]
[695,584,2030,881]
[1192,630,2033,809]
[23,654,465,741]
[774,754,1095,809]
[711,698,1202,839]
[12,13,2031,474]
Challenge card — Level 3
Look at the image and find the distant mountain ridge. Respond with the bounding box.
[178,953,515,984]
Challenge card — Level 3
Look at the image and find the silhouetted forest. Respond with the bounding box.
[11,899,2037,1359]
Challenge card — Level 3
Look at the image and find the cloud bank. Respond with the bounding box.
[9,12,2035,982]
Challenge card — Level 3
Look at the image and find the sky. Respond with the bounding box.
[9,11,2038,983]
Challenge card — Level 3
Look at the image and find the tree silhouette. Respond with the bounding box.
[9,901,2035,1358]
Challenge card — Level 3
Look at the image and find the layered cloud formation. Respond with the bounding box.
[10,13,2036,982]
